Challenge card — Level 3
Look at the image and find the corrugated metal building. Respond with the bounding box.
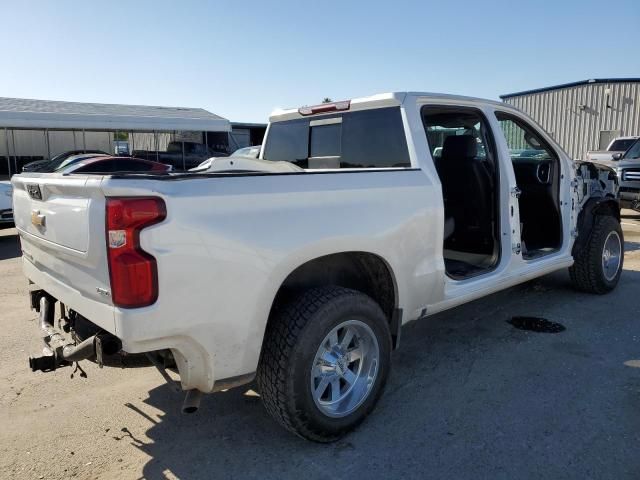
[500,78,640,160]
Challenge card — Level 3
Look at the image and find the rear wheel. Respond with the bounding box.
[570,215,623,294]
[257,286,391,442]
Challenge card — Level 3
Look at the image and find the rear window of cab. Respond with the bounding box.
[263,107,411,169]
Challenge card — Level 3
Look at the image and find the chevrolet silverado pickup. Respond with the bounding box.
[12,92,621,442]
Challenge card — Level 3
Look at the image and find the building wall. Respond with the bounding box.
[0,129,207,176]
[503,81,640,159]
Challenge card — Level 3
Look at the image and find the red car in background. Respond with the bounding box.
[56,156,172,174]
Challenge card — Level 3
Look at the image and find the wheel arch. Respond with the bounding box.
[265,251,402,349]
[573,195,620,258]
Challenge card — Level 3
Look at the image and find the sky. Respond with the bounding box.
[0,0,638,123]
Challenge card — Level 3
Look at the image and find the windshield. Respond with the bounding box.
[610,139,637,151]
[623,140,640,160]
[232,146,260,158]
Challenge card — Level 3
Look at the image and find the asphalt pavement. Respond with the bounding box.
[1,211,639,479]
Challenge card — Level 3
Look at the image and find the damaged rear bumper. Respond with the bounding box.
[28,289,142,373]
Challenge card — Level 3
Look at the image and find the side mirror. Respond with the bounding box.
[523,131,542,149]
[612,153,623,161]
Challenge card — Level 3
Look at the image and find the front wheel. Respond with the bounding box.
[257,286,392,442]
[570,215,624,294]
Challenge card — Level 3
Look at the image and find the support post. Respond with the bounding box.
[4,128,10,176]
[45,129,51,160]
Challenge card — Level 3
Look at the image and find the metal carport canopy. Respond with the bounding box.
[0,97,231,131]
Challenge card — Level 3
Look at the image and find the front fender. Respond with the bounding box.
[573,196,620,258]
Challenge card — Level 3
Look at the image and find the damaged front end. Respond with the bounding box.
[574,161,619,208]
[572,161,621,257]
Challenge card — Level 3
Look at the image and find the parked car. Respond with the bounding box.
[56,156,172,174]
[589,138,640,210]
[189,144,261,172]
[133,141,227,170]
[0,181,13,228]
[22,150,108,172]
[586,136,639,162]
[13,92,621,442]
[52,153,111,172]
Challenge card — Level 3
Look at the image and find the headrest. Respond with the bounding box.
[441,135,478,160]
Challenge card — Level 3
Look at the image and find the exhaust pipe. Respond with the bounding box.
[182,389,203,414]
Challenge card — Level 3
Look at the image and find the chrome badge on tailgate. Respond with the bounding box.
[26,184,42,200]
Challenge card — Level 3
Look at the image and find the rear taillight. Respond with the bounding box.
[106,197,166,308]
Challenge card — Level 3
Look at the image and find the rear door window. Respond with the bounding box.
[263,121,309,165]
[263,107,411,169]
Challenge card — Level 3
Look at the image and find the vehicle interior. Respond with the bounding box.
[422,106,500,279]
[495,112,562,260]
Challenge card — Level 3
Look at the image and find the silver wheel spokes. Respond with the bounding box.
[602,230,622,281]
[311,320,379,418]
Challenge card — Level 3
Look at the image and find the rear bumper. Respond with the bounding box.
[24,258,244,392]
[27,291,124,373]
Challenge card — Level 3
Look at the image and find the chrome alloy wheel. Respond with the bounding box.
[310,320,379,418]
[602,230,622,281]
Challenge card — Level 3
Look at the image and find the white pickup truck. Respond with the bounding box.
[12,92,622,442]
[586,136,639,162]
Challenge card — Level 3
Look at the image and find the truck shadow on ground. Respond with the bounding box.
[0,228,20,260]
[621,211,640,220]
[625,241,640,252]
[128,268,640,480]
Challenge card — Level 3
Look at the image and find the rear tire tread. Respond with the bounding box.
[257,286,384,442]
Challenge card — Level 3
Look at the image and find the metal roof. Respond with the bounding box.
[0,97,230,131]
[500,78,640,99]
[230,122,267,129]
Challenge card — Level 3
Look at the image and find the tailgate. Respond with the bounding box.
[11,174,115,328]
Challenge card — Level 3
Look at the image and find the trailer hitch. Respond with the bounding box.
[28,295,121,373]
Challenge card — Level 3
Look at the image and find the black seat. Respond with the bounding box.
[437,135,493,251]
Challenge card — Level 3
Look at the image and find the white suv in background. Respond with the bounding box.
[587,136,639,162]
[0,181,13,227]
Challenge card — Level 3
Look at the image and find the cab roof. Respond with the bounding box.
[269,92,515,122]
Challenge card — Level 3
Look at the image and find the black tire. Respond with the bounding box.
[570,215,624,294]
[257,286,392,442]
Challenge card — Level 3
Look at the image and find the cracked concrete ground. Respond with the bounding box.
[1,211,639,479]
